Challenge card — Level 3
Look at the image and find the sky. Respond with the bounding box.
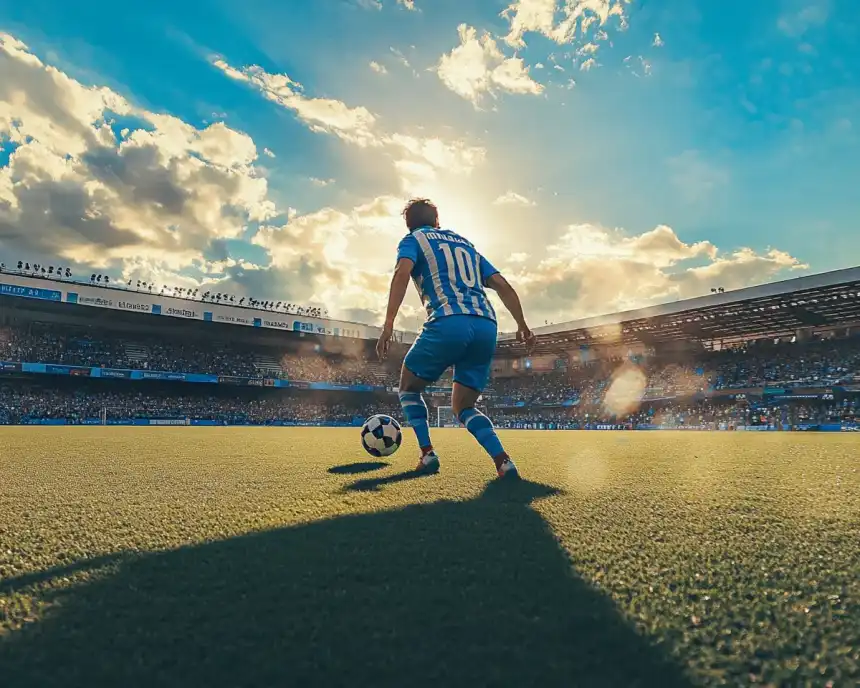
[1,0,858,332]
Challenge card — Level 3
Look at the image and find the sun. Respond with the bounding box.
[405,180,493,250]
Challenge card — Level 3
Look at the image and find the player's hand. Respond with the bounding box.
[517,325,536,353]
[376,324,393,361]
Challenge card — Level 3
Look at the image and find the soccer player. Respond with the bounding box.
[376,198,535,478]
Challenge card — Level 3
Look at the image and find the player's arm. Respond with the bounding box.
[377,258,414,360]
[383,258,415,331]
[485,272,535,351]
[378,235,419,360]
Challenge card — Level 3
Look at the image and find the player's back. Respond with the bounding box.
[404,227,498,323]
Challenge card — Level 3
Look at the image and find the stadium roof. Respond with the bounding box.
[497,266,860,355]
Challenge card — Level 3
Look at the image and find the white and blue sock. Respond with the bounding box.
[458,407,505,463]
[399,391,433,451]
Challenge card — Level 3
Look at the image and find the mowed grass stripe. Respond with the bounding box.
[1,428,858,686]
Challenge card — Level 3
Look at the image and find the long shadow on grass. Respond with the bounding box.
[0,479,692,688]
[345,467,437,492]
[327,461,389,475]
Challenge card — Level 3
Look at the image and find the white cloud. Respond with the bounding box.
[622,54,652,78]
[360,0,415,8]
[0,34,275,273]
[387,134,486,179]
[653,32,664,47]
[0,32,813,333]
[511,223,807,326]
[0,33,420,323]
[501,0,557,47]
[502,0,628,48]
[390,47,411,68]
[437,24,544,106]
[493,191,536,206]
[580,57,597,71]
[777,0,830,37]
[248,195,425,324]
[213,59,379,146]
[212,56,485,189]
[369,61,387,74]
[310,177,335,187]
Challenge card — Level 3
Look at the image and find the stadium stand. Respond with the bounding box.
[1,263,859,429]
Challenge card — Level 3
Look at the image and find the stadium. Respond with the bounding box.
[1,264,859,431]
[3,1,860,682]
[2,263,859,686]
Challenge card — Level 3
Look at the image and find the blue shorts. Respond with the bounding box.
[404,315,498,392]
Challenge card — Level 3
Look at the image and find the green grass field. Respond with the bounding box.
[1,428,858,687]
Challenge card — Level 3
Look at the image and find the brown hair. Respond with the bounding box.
[402,198,439,232]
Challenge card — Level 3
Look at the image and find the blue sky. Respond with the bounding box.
[0,0,857,330]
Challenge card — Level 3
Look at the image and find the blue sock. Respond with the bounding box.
[399,392,432,450]
[458,408,504,461]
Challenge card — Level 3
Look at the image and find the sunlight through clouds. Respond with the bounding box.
[436,24,544,106]
[211,56,485,191]
[502,0,629,49]
[512,223,806,326]
[493,191,537,207]
[0,33,276,272]
[1,0,836,335]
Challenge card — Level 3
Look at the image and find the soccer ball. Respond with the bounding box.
[361,414,402,457]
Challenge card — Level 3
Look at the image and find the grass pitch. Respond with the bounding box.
[1,428,858,687]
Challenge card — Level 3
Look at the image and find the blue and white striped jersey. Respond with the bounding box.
[396,227,499,323]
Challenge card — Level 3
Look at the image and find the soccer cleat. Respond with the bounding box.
[496,458,519,479]
[415,450,440,474]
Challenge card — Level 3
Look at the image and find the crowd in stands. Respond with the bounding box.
[492,397,857,429]
[0,386,401,425]
[8,318,857,404]
[1,318,860,428]
[1,383,854,429]
[708,337,860,389]
[0,323,400,386]
[276,352,395,386]
[489,337,860,406]
[143,341,258,377]
[0,325,131,369]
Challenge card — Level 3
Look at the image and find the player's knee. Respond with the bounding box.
[399,365,428,394]
[399,391,425,407]
[458,406,490,429]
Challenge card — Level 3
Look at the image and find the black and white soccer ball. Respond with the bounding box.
[361,414,403,457]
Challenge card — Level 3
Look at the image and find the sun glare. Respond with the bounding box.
[411,182,491,249]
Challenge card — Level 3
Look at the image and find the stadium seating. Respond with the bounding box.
[0,322,401,386]
[0,321,858,428]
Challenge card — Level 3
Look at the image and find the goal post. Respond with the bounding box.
[437,406,459,428]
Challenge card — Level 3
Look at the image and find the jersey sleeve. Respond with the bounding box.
[479,254,499,286]
[396,234,419,265]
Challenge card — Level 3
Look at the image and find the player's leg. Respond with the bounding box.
[399,319,463,472]
[398,365,434,461]
[451,318,518,479]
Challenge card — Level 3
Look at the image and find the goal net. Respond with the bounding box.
[437,406,459,428]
